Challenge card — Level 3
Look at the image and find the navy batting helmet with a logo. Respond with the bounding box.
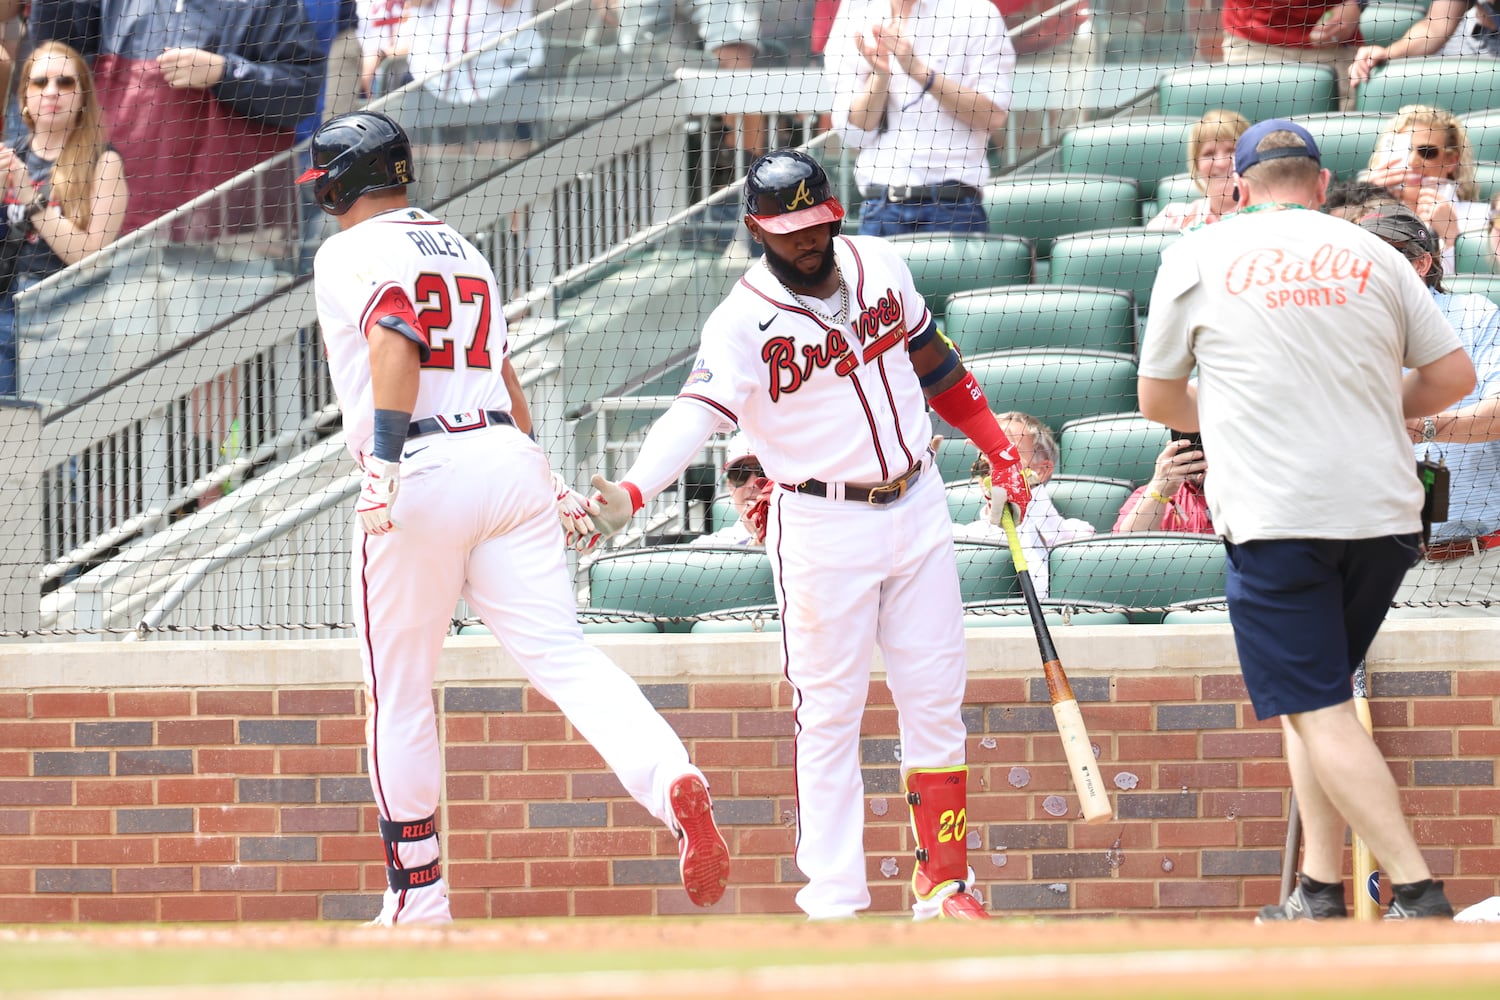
[744,149,846,235]
[297,111,415,216]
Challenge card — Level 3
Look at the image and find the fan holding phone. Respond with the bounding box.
[1111,430,1214,535]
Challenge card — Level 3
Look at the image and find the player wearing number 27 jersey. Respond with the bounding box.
[301,111,729,926]
[568,150,1033,920]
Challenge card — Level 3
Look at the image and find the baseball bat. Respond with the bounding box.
[1351,660,1380,920]
[999,506,1113,824]
[1279,790,1301,904]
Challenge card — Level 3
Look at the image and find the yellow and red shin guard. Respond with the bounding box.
[905,765,973,903]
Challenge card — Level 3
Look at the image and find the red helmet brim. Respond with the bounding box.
[296,166,328,185]
[749,198,846,235]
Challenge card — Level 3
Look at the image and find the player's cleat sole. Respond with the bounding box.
[670,774,730,907]
[939,890,991,919]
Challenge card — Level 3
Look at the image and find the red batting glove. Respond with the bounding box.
[985,444,1031,525]
[744,477,774,544]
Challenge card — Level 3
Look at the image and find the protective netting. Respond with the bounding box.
[1,0,1497,639]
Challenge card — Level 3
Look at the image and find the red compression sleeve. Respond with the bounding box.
[621,482,644,512]
[928,373,1011,456]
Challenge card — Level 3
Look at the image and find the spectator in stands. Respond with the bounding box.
[357,0,412,98]
[0,41,127,396]
[1490,190,1500,263]
[1146,108,1250,232]
[954,411,1094,597]
[1361,104,1486,274]
[993,0,1094,153]
[32,0,326,238]
[595,0,759,69]
[0,0,23,144]
[826,0,1015,236]
[406,0,544,158]
[1322,178,1401,221]
[692,433,770,546]
[1357,206,1500,616]
[1221,0,1361,99]
[1348,0,1500,90]
[1112,434,1213,534]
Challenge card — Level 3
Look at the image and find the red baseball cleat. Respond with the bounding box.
[670,774,730,907]
[941,889,991,919]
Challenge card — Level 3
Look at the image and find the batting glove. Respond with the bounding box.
[580,475,638,550]
[985,444,1031,526]
[551,471,600,551]
[744,477,774,544]
[356,457,401,535]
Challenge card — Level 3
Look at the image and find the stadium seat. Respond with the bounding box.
[1057,117,1197,198]
[1144,172,1204,222]
[1446,273,1500,308]
[982,173,1140,256]
[887,233,1033,317]
[1046,475,1137,533]
[1357,3,1427,47]
[1354,57,1500,117]
[963,349,1138,438]
[1473,161,1500,202]
[1058,413,1172,484]
[1454,228,1498,275]
[1156,63,1340,122]
[953,540,1020,603]
[1046,533,1227,622]
[942,286,1137,357]
[1045,228,1185,315]
[946,480,987,519]
[1290,112,1391,182]
[963,599,1132,628]
[1460,110,1500,164]
[586,546,776,631]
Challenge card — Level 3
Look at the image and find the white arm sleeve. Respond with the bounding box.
[620,399,732,503]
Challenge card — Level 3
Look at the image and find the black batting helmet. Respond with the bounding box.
[744,149,845,235]
[1358,205,1444,289]
[297,111,415,216]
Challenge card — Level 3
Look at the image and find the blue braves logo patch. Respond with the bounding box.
[685,361,713,387]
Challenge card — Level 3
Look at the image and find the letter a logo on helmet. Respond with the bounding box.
[745,149,846,235]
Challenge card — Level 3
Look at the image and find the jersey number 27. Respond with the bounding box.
[413,271,494,371]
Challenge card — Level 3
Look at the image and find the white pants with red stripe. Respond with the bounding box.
[766,468,970,919]
[353,425,701,924]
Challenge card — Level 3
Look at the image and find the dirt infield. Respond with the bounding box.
[7,918,1500,999]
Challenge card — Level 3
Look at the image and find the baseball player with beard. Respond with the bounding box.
[568,149,1032,920]
[298,111,730,926]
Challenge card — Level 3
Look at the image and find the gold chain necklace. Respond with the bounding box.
[769,261,848,325]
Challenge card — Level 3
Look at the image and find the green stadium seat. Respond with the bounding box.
[887,233,1034,317]
[942,286,1137,358]
[1058,413,1172,484]
[1150,172,1202,208]
[1473,161,1500,202]
[1460,110,1500,164]
[1357,3,1427,47]
[1454,228,1498,275]
[1156,63,1340,122]
[1057,117,1197,198]
[1290,112,1391,181]
[982,174,1140,256]
[962,349,1138,439]
[954,540,1020,603]
[1160,597,1232,624]
[1045,228,1184,314]
[1046,534,1227,623]
[1446,273,1500,308]
[946,480,987,519]
[963,599,1132,627]
[1046,475,1137,533]
[586,545,776,631]
[1354,57,1500,117]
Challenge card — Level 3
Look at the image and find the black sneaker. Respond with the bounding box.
[1385,879,1455,920]
[1256,877,1348,922]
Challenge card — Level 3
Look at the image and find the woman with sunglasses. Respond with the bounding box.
[0,41,126,396]
[691,433,770,548]
[1362,104,1485,276]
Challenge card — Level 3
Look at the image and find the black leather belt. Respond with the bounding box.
[407,409,515,439]
[863,182,981,204]
[785,460,925,506]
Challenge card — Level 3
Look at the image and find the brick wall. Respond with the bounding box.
[2,623,1497,921]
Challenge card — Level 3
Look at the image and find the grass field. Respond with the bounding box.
[6,917,1500,999]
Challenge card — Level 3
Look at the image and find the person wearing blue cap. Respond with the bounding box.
[1137,118,1477,921]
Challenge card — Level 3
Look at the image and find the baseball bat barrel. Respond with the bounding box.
[1000,506,1113,824]
[1351,660,1380,920]
[1280,790,1301,904]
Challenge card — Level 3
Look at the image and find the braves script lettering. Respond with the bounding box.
[1224,244,1374,309]
[851,289,902,345]
[763,328,852,402]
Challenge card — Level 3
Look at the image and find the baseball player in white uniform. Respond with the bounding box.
[298,111,730,926]
[566,149,1033,920]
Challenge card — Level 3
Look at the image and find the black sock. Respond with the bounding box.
[1299,873,1339,894]
[1393,878,1436,898]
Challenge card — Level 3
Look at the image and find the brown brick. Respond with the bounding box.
[318,835,384,863]
[282,865,362,891]
[35,809,111,835]
[1458,788,1500,815]
[198,690,273,715]
[448,861,527,888]
[318,718,366,746]
[1241,761,1292,787]
[0,751,25,776]
[0,897,75,921]
[1117,733,1200,760]
[694,683,775,709]
[491,889,569,917]
[1116,676,1198,702]
[1458,729,1500,755]
[0,693,27,717]
[1201,790,1284,818]
[242,896,318,920]
[1399,788,1456,815]
[114,692,191,718]
[524,744,604,771]
[1377,730,1453,756]
[488,715,567,741]
[76,838,153,865]
[199,807,277,834]
[1074,704,1152,731]
[280,748,362,774]
[33,693,110,718]
[1413,818,1493,844]
[736,712,794,737]
[0,780,71,806]
[1158,762,1239,789]
[0,721,73,748]
[575,887,655,916]
[859,707,900,735]
[116,867,193,892]
[571,829,651,856]
[75,778,152,806]
[200,748,275,775]
[521,689,557,713]
[1457,672,1500,696]
[1200,675,1249,699]
[158,837,236,863]
[687,739,774,768]
[162,895,239,922]
[80,897,157,921]
[280,807,361,833]
[568,772,627,799]
[1161,879,1238,907]
[1370,701,1410,727]
[447,832,487,860]
[490,773,568,801]
[0,810,28,834]
[1075,880,1157,909]
[158,719,235,745]
[444,716,485,742]
[1202,732,1281,758]
[9,840,74,864]
[158,777,235,805]
[1413,699,1493,726]
[446,774,485,801]
[448,803,524,829]
[278,690,357,715]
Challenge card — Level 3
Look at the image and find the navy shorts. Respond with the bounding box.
[1225,535,1421,720]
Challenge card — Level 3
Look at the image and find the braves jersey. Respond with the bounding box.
[681,235,937,486]
[313,207,511,461]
